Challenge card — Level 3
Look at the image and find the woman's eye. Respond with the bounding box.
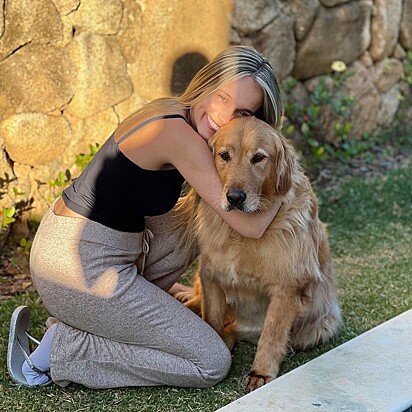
[251,153,265,164]
[219,151,230,161]
[218,94,227,102]
[236,110,251,117]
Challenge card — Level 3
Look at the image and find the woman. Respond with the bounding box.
[7,46,282,389]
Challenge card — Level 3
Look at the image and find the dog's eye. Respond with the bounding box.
[251,153,266,164]
[219,151,230,161]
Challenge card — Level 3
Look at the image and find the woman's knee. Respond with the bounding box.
[196,340,232,388]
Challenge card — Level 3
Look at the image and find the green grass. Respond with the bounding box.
[1,160,411,412]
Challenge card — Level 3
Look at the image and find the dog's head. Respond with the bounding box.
[209,117,297,212]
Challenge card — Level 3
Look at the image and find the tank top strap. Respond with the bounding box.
[117,114,188,144]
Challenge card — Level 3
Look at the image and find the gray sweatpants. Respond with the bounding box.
[30,200,231,389]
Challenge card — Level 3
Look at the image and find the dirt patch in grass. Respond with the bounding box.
[310,136,412,192]
[0,235,36,299]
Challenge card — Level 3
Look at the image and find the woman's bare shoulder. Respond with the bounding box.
[116,111,203,170]
[114,108,189,141]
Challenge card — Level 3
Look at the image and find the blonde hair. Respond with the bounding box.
[178,46,282,128]
[131,46,282,129]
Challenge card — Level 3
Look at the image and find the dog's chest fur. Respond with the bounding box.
[196,199,293,283]
[196,200,286,335]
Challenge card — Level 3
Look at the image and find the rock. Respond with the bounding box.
[320,0,350,6]
[304,74,334,94]
[74,0,123,35]
[282,77,311,146]
[344,61,381,138]
[293,1,373,80]
[0,45,74,121]
[302,75,338,144]
[290,0,320,41]
[50,1,79,46]
[11,163,60,219]
[65,33,133,118]
[372,58,404,93]
[242,11,296,81]
[114,93,146,122]
[56,12,76,48]
[301,61,382,141]
[117,0,143,64]
[230,0,296,80]
[369,0,403,61]
[399,80,412,100]
[51,0,80,16]
[114,63,146,121]
[0,0,5,38]
[10,217,31,240]
[231,0,281,35]
[393,43,406,60]
[0,137,14,209]
[63,108,119,165]
[283,77,311,109]
[0,0,62,61]
[230,27,242,44]
[377,84,400,127]
[0,113,72,166]
[359,51,374,68]
[400,0,412,50]
[403,106,412,124]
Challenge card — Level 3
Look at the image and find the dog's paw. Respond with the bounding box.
[169,283,194,302]
[245,371,273,392]
[222,333,235,351]
[174,290,192,303]
[183,298,202,316]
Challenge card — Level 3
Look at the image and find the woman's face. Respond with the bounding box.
[191,76,264,141]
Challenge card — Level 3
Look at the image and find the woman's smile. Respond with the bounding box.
[207,115,221,133]
[191,76,263,141]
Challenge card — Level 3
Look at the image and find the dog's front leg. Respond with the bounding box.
[200,264,233,349]
[245,288,301,392]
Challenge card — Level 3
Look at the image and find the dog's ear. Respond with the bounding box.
[274,137,295,196]
[208,130,221,153]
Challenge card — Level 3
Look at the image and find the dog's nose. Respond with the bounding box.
[226,189,247,208]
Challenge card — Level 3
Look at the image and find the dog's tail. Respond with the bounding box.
[289,282,342,350]
[290,230,342,350]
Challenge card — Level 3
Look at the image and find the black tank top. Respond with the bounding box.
[62,114,187,232]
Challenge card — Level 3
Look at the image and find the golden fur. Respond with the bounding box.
[176,116,341,392]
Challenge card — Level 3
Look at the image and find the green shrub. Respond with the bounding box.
[283,61,361,167]
[48,143,101,201]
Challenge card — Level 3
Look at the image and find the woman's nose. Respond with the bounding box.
[218,110,235,126]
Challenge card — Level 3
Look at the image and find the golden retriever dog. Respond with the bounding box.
[176,116,341,392]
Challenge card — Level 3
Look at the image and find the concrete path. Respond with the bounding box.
[217,309,412,412]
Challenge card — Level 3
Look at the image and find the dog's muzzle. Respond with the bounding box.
[226,188,247,211]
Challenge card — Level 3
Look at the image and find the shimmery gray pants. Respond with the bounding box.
[30,200,231,389]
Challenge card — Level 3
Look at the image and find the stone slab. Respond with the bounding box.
[217,309,412,412]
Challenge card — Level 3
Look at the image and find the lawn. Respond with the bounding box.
[0,158,411,412]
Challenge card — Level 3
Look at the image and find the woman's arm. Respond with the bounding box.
[166,120,280,238]
[121,117,279,238]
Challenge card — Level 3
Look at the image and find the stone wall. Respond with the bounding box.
[0,0,411,223]
[231,0,411,142]
[0,0,231,220]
